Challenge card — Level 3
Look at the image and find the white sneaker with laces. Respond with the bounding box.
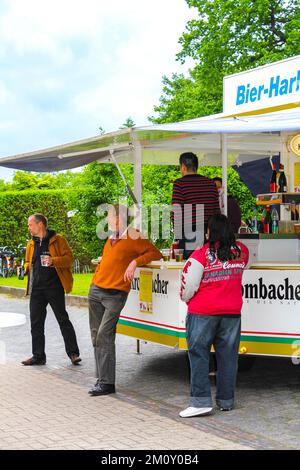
[179,406,213,418]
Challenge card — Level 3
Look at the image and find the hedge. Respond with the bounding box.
[0,189,104,265]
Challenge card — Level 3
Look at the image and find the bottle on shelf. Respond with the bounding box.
[278,164,287,193]
[251,208,258,233]
[291,200,296,221]
[170,240,179,260]
[263,206,272,234]
[270,163,277,193]
[258,207,266,233]
[271,208,279,234]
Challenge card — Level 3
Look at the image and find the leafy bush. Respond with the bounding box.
[0,190,72,249]
[0,189,101,265]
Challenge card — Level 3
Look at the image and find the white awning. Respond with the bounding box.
[0,107,299,172]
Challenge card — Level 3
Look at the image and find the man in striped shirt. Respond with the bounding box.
[172,152,220,259]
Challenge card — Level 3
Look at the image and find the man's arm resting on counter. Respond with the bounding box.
[134,239,162,267]
[124,242,161,282]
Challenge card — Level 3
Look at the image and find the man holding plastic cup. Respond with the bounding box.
[21,213,81,366]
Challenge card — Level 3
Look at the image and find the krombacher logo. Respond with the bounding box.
[131,274,169,295]
[243,277,300,301]
[131,276,300,301]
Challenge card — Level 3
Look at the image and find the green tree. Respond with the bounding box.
[0,179,8,192]
[50,170,82,189]
[10,171,39,191]
[5,170,84,192]
[147,0,299,222]
[35,173,58,190]
[151,0,300,123]
[119,117,136,129]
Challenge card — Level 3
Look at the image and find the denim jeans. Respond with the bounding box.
[186,314,241,409]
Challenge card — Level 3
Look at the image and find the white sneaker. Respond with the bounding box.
[179,406,213,418]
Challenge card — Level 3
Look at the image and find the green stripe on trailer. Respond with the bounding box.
[118,319,186,338]
[241,335,300,344]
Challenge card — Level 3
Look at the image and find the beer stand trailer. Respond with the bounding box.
[1,57,300,361]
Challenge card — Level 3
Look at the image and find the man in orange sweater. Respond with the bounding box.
[88,204,162,396]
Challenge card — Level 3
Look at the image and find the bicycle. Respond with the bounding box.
[0,245,26,278]
[0,246,15,277]
[15,244,27,280]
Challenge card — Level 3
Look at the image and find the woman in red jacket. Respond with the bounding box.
[180,214,249,418]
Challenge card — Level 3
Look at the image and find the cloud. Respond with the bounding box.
[0,0,196,180]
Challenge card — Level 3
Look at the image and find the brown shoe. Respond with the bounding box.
[22,356,46,366]
[70,354,82,365]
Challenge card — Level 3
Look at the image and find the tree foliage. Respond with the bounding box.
[2,3,297,256]
[0,190,72,250]
[119,117,136,129]
[147,0,299,224]
[151,0,300,123]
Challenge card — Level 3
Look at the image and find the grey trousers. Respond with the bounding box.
[88,284,128,385]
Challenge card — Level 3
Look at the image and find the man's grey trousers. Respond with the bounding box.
[88,284,128,385]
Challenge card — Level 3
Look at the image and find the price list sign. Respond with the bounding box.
[139,270,153,314]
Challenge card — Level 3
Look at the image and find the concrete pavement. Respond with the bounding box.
[0,293,299,450]
[0,362,251,450]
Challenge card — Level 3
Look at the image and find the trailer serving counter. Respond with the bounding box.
[118,234,300,358]
[118,261,187,349]
[1,59,300,360]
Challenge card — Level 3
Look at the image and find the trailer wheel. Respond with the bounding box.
[238,355,256,372]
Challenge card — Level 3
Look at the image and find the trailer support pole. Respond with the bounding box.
[132,130,142,354]
[221,133,228,216]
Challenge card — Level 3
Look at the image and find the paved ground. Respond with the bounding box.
[1,294,300,450]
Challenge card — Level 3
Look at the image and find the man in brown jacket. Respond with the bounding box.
[22,213,81,366]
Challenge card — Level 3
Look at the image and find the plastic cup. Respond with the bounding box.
[294,224,300,234]
[40,255,51,267]
[287,221,295,234]
[279,221,287,234]
[174,249,184,262]
[161,249,171,262]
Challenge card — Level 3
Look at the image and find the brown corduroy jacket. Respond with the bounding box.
[24,234,74,295]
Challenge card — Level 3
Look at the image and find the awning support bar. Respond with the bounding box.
[109,150,138,205]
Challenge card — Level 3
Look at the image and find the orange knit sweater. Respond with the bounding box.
[92,230,162,292]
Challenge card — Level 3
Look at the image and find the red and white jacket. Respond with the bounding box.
[180,242,249,316]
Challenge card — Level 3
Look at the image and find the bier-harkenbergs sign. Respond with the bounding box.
[223,55,300,116]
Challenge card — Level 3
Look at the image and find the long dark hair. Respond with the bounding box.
[208,214,241,261]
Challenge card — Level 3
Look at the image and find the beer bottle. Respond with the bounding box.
[263,206,272,234]
[269,163,277,193]
[271,208,279,234]
[251,208,258,233]
[291,201,296,221]
[278,164,287,193]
